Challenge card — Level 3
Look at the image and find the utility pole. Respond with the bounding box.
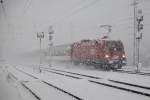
[132,0,144,72]
[37,32,44,73]
[133,0,138,67]
[136,9,143,72]
[48,26,54,67]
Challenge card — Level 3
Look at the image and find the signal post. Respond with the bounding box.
[136,9,143,72]
[37,32,44,73]
[48,26,54,67]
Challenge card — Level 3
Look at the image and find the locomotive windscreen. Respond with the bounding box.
[107,41,123,52]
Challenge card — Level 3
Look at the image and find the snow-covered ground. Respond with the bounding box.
[46,62,150,88]
[1,56,150,100]
[14,65,150,100]
[0,65,38,100]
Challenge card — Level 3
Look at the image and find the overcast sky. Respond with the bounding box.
[0,0,150,65]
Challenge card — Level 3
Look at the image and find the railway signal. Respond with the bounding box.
[136,10,143,39]
[37,32,44,73]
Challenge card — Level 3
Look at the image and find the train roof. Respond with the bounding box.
[97,39,121,42]
[79,39,121,42]
[72,39,122,46]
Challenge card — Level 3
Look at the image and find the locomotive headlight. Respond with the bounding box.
[105,54,109,58]
[122,54,125,58]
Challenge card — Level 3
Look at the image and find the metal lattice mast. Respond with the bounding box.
[48,26,54,67]
[133,0,139,67]
[132,0,144,72]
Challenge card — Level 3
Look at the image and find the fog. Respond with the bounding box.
[0,0,150,66]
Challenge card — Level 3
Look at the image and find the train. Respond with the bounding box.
[50,39,127,70]
[70,39,126,70]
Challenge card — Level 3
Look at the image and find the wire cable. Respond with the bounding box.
[52,0,100,25]
[38,0,101,30]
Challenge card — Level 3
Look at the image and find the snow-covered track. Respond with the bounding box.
[15,67,83,100]
[46,70,82,79]
[42,67,101,79]
[42,81,83,100]
[42,67,150,97]
[7,72,41,100]
[89,80,150,97]
[108,79,150,90]
[115,70,150,76]
[21,82,41,100]
[14,67,38,79]
[42,67,150,90]
[8,72,18,80]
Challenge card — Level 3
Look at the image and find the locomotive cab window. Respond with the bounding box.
[107,41,123,52]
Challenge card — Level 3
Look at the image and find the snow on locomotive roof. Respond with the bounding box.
[78,39,121,43]
[97,38,121,41]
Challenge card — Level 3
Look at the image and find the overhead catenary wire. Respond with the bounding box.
[112,10,150,28]
[49,0,89,22]
[20,0,96,33]
[39,0,101,31]
[47,0,148,36]
[32,0,149,35]
[4,0,149,38]
[53,0,100,25]
[51,0,149,26]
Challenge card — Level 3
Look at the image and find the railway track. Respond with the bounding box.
[7,72,41,100]
[114,69,150,76]
[13,67,83,100]
[40,67,150,97]
[44,68,150,90]
[21,82,42,100]
[7,68,149,100]
[9,66,150,99]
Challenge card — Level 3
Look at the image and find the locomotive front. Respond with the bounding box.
[103,40,127,69]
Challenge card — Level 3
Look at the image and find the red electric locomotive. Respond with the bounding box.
[70,39,127,70]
